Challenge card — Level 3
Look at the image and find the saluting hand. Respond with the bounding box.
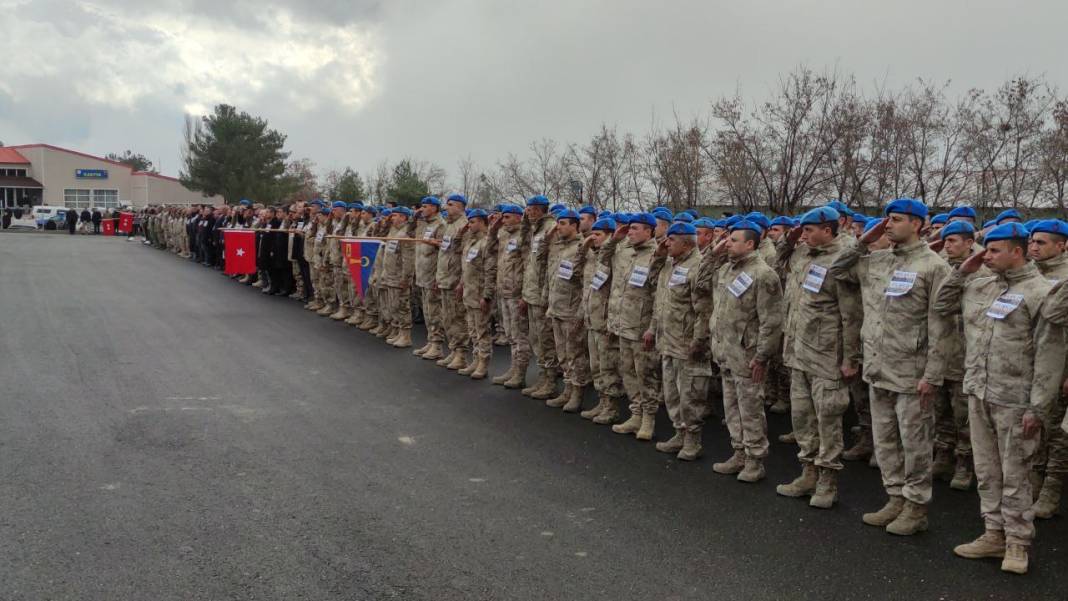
[786,225,804,246]
[928,238,945,253]
[859,218,888,245]
[612,224,630,241]
[959,249,986,274]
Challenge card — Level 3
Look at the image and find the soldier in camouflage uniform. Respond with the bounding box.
[486,205,530,388]
[328,207,358,321]
[519,196,558,398]
[1027,219,1068,519]
[580,218,624,424]
[647,222,714,460]
[606,212,666,441]
[936,222,1064,575]
[458,209,494,379]
[846,199,951,537]
[412,196,447,361]
[704,219,783,482]
[379,207,415,348]
[316,202,347,316]
[356,206,383,330]
[775,207,861,507]
[435,195,471,370]
[543,209,590,413]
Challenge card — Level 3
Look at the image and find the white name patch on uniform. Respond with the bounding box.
[728,272,754,298]
[506,239,519,253]
[557,260,574,280]
[628,265,650,287]
[386,240,399,254]
[315,231,325,242]
[986,293,1024,320]
[803,264,827,293]
[441,235,452,251]
[885,270,918,297]
[668,266,690,287]
[466,246,479,262]
[591,269,609,290]
[531,235,543,255]
[423,227,435,240]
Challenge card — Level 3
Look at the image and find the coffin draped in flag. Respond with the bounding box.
[341,239,381,298]
[223,229,257,275]
[101,219,115,236]
[118,212,134,234]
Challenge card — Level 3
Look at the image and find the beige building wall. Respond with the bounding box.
[10,144,222,208]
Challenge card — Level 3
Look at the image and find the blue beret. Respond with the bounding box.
[995,209,1022,224]
[693,218,716,229]
[982,220,996,229]
[948,206,976,219]
[673,212,694,223]
[651,208,673,222]
[526,195,549,207]
[1030,219,1068,237]
[939,221,976,239]
[556,208,581,222]
[499,204,523,216]
[392,206,412,218]
[446,194,468,206]
[319,207,330,215]
[652,205,671,213]
[579,205,597,216]
[592,218,617,232]
[597,210,613,219]
[630,212,657,228]
[800,206,840,225]
[852,215,869,226]
[769,216,794,228]
[684,208,700,218]
[614,213,631,225]
[746,212,771,229]
[331,201,347,209]
[467,208,488,220]
[667,222,697,236]
[825,200,853,216]
[363,206,378,215]
[347,202,363,210]
[985,222,1030,243]
[239,199,252,206]
[724,215,743,228]
[884,198,928,219]
[931,214,949,225]
[1023,219,1040,232]
[420,196,441,207]
[380,208,393,217]
[862,219,881,233]
[731,218,764,235]
[549,203,567,213]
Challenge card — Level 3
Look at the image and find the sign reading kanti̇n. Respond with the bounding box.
[75,169,108,179]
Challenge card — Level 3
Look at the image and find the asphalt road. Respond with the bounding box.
[1,232,1065,601]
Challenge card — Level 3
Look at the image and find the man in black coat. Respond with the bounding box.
[66,209,78,234]
[91,208,102,234]
[80,209,91,233]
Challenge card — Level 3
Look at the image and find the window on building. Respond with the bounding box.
[64,189,91,208]
[0,168,27,177]
[92,189,119,209]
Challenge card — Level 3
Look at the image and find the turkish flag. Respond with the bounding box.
[223,230,257,275]
[101,219,115,236]
[118,212,134,234]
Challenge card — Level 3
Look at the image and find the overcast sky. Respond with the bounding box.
[1,0,1065,183]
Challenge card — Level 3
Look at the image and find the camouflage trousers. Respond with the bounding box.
[291,262,305,299]
[790,369,849,470]
[361,279,379,320]
[420,286,445,344]
[526,303,558,370]
[333,266,353,308]
[764,341,790,407]
[871,386,935,505]
[722,369,768,459]
[1034,393,1068,475]
[440,288,469,351]
[587,329,623,397]
[465,306,493,359]
[662,356,713,433]
[935,379,971,458]
[618,337,662,416]
[499,297,531,366]
[384,286,412,330]
[317,264,336,305]
[551,317,589,387]
[970,396,1039,545]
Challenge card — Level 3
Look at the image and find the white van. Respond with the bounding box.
[32,206,66,228]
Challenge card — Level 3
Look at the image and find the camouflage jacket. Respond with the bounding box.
[545,235,585,320]
[379,224,414,288]
[708,252,783,374]
[934,262,1063,420]
[488,224,525,300]
[521,215,556,305]
[582,245,612,333]
[460,230,491,309]
[839,239,950,393]
[649,246,714,360]
[606,237,665,342]
[1036,252,1068,285]
[414,213,446,288]
[435,214,469,290]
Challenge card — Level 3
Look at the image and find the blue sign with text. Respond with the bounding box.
[75,169,108,179]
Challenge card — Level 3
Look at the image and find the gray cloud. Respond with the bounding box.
[2,0,1066,184]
